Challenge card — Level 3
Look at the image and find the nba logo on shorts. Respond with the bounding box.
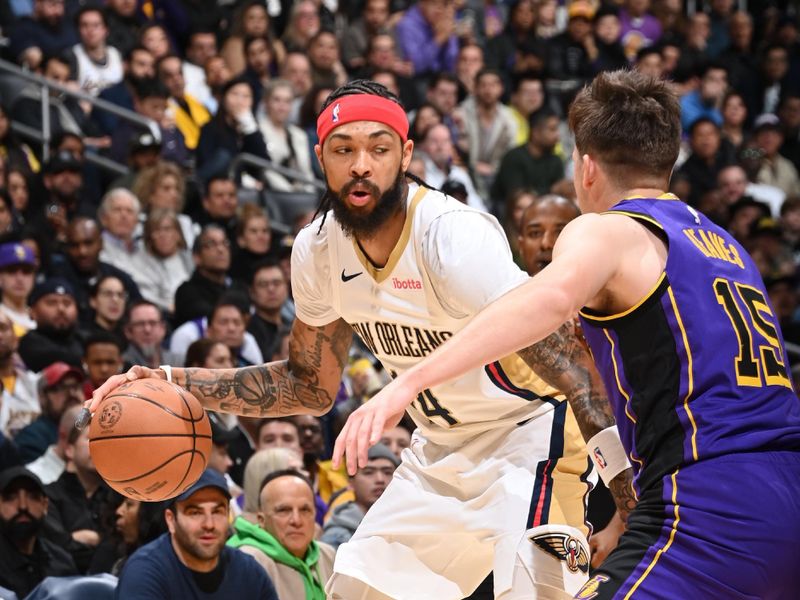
[593,446,607,469]
[332,103,341,123]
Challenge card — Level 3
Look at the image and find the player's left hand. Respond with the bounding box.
[332,377,417,475]
[589,511,625,569]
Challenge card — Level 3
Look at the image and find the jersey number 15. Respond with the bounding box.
[714,278,792,389]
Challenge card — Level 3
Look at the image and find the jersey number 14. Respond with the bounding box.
[714,278,792,389]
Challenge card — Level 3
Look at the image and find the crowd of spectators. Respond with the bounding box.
[0,0,798,597]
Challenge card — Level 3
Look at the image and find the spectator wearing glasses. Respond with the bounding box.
[173,225,248,326]
[83,274,128,342]
[122,300,180,370]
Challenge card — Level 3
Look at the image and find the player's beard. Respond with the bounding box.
[326,170,406,240]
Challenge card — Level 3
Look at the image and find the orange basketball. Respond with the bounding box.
[89,378,212,501]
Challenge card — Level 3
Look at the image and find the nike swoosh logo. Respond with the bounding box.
[341,269,363,282]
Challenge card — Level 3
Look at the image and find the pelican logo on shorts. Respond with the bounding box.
[593,446,608,469]
[531,532,590,574]
[332,103,341,123]
[575,574,609,599]
[98,401,123,429]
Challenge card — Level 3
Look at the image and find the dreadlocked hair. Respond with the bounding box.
[312,80,435,233]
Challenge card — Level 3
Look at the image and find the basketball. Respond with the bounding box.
[88,378,212,502]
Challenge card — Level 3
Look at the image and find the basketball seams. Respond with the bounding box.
[90,379,212,501]
[163,382,201,499]
[104,392,207,422]
[97,449,207,484]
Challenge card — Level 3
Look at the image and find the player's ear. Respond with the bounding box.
[400,139,414,171]
[314,144,324,173]
[582,154,596,190]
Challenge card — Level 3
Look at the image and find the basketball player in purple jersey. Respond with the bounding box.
[336,70,800,598]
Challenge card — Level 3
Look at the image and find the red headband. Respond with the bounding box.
[317,95,409,147]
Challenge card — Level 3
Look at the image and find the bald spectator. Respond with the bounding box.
[228,470,335,600]
[48,218,141,323]
[18,280,83,372]
[116,469,278,599]
[517,195,581,276]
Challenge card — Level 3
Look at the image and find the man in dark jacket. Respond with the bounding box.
[0,467,77,597]
[173,225,248,325]
[18,280,85,373]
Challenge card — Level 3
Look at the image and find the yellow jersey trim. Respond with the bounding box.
[623,469,681,599]
[352,186,427,284]
[667,287,698,461]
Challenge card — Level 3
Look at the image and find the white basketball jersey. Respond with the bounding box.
[73,44,123,95]
[293,184,563,443]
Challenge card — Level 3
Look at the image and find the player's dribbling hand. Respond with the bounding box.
[332,377,417,475]
[83,366,166,415]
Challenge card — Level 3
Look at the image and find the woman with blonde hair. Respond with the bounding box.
[128,208,193,314]
[132,161,197,247]
[241,447,306,519]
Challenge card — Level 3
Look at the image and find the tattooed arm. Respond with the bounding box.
[170,318,353,417]
[517,320,637,523]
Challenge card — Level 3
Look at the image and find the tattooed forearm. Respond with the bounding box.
[517,320,616,439]
[608,470,637,522]
[177,319,353,418]
[518,320,635,520]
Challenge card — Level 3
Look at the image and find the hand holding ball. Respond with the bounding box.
[88,378,212,501]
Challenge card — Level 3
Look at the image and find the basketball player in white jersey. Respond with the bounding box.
[87,81,634,599]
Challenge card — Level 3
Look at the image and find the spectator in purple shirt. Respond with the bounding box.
[395,0,459,76]
[618,0,662,62]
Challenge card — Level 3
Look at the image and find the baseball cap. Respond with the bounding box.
[45,150,82,174]
[28,277,76,306]
[208,412,238,445]
[39,361,85,390]
[568,0,596,20]
[130,132,162,152]
[0,466,45,493]
[0,242,35,270]
[366,442,400,468]
[173,468,231,503]
[754,113,781,133]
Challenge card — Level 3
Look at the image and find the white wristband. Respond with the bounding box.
[587,425,632,486]
[159,365,173,383]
